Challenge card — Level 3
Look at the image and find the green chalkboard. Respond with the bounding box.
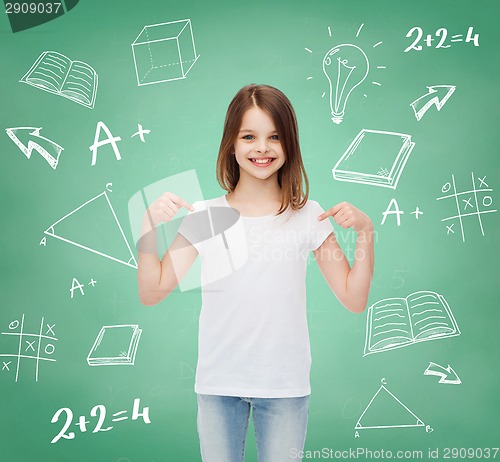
[1,0,499,460]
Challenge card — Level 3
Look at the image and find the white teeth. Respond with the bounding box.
[251,158,274,164]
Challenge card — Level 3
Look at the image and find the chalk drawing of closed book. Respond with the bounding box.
[87,325,142,366]
[332,129,415,189]
[364,290,460,356]
[20,51,98,108]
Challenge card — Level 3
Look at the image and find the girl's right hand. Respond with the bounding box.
[144,192,194,227]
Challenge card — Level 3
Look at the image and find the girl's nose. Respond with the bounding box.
[255,140,270,153]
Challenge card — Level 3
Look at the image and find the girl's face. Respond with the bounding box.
[233,106,285,183]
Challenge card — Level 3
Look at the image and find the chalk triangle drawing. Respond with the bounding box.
[355,384,425,430]
[44,191,137,269]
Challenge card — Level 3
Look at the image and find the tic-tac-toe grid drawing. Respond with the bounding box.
[0,314,57,382]
[437,173,497,242]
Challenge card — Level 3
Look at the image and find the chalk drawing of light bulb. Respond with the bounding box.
[323,44,369,124]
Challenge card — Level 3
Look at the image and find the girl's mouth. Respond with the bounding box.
[249,157,275,167]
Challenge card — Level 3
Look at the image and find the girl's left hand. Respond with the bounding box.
[318,202,373,233]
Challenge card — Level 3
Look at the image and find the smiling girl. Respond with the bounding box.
[138,84,374,462]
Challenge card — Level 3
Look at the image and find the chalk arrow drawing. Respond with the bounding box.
[423,361,461,384]
[5,127,63,170]
[410,85,456,121]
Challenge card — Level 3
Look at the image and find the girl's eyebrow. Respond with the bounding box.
[239,129,278,134]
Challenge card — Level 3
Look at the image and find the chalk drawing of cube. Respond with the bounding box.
[132,19,199,86]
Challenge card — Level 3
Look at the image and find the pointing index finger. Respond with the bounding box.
[329,202,344,216]
[170,193,194,211]
[318,203,343,220]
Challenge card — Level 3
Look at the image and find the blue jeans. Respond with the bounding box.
[196,394,309,462]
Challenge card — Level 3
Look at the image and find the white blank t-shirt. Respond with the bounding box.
[177,195,334,398]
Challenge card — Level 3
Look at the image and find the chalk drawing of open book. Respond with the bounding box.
[364,290,460,356]
[20,51,98,109]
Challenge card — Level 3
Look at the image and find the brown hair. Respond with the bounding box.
[216,84,309,216]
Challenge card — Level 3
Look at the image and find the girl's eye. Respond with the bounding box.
[241,134,279,141]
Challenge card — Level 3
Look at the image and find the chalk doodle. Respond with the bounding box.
[130,124,151,142]
[410,207,424,220]
[424,362,462,385]
[0,314,57,382]
[410,85,456,121]
[355,379,430,433]
[381,200,425,226]
[332,129,415,189]
[44,190,138,269]
[50,398,151,444]
[70,277,97,298]
[5,126,64,170]
[89,121,122,166]
[305,24,386,123]
[132,19,200,86]
[405,26,479,52]
[88,121,151,166]
[381,198,404,226]
[20,51,98,108]
[322,43,369,124]
[437,173,496,242]
[364,291,460,356]
[87,325,142,366]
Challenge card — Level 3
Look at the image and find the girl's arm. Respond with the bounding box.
[313,202,374,314]
[137,193,198,306]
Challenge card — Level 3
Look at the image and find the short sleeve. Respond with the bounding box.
[308,200,334,251]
